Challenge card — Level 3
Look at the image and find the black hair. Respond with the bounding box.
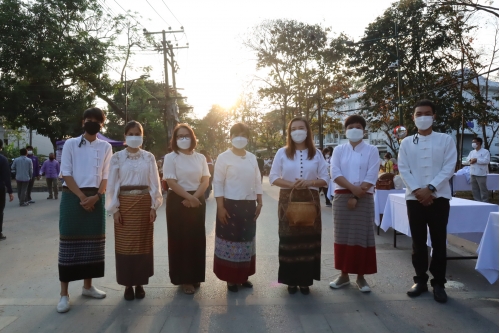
[83,107,106,123]
[0,139,3,149]
[124,120,143,135]
[26,145,33,150]
[230,123,250,138]
[327,146,333,153]
[257,153,261,158]
[473,137,483,145]
[344,115,367,129]
[414,99,436,114]
[385,152,392,158]
[20,148,27,156]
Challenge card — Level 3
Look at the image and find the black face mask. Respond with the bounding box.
[84,121,101,135]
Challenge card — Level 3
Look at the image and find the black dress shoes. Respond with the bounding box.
[433,285,448,303]
[407,283,428,297]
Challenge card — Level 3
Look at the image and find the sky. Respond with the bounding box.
[102,0,498,118]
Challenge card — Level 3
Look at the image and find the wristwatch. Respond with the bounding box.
[427,184,436,193]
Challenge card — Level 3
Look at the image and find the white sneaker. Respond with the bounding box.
[329,276,351,289]
[356,278,371,293]
[82,286,106,299]
[57,295,70,313]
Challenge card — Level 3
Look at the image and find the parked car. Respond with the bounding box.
[490,156,499,172]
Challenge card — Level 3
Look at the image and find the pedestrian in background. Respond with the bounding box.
[57,107,112,313]
[398,100,456,303]
[257,153,265,183]
[329,115,379,293]
[383,152,394,174]
[11,148,32,207]
[0,139,14,240]
[322,147,332,207]
[200,150,214,200]
[269,117,329,295]
[106,121,163,301]
[40,152,60,199]
[467,137,490,202]
[25,145,40,204]
[213,123,263,292]
[163,123,210,294]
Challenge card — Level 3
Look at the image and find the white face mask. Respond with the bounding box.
[177,138,191,150]
[472,143,477,149]
[27,150,33,155]
[346,128,364,142]
[126,136,143,149]
[291,129,307,144]
[231,137,248,149]
[325,154,330,159]
[414,116,434,130]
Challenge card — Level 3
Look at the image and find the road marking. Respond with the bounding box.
[0,316,18,331]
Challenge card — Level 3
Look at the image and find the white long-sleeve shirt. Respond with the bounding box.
[330,141,380,194]
[60,136,112,188]
[398,132,457,200]
[269,147,330,191]
[163,151,210,191]
[213,149,263,200]
[105,149,163,214]
[467,148,490,176]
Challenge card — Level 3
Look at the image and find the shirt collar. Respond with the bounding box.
[348,140,366,151]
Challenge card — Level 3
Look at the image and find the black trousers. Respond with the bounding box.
[322,187,331,205]
[27,177,35,201]
[0,186,5,233]
[407,198,450,287]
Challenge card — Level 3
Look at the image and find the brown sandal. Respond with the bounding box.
[182,284,195,294]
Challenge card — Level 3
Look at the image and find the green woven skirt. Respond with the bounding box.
[58,188,106,282]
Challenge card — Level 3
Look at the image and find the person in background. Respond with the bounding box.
[322,147,332,207]
[25,145,40,204]
[0,139,14,240]
[269,117,329,295]
[163,124,210,294]
[329,115,379,293]
[11,148,33,207]
[398,100,456,304]
[383,153,394,174]
[256,153,265,183]
[467,137,490,202]
[200,150,214,200]
[40,152,60,199]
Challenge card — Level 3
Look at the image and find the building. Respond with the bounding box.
[0,126,54,157]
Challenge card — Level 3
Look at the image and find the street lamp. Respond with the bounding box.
[124,73,150,123]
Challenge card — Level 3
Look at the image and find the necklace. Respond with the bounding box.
[126,149,142,160]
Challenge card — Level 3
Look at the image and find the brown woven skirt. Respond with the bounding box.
[278,188,321,286]
[114,191,154,286]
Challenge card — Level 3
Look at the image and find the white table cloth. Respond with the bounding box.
[374,189,406,226]
[476,212,499,284]
[381,194,499,246]
[452,173,499,192]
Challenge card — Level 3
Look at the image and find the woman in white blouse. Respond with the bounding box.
[105,121,163,301]
[269,117,329,295]
[213,123,263,292]
[329,115,379,293]
[163,124,210,294]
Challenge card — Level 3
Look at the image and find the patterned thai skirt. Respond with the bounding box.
[114,187,154,286]
[333,192,377,275]
[166,190,206,285]
[213,198,256,283]
[58,187,105,282]
[278,189,321,286]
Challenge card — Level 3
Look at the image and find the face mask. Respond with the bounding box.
[414,116,433,130]
[472,143,477,149]
[231,137,248,149]
[346,128,364,142]
[325,154,330,159]
[291,130,307,144]
[27,150,33,155]
[84,121,101,135]
[126,136,143,149]
[177,138,191,150]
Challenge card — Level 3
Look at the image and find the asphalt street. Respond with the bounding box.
[0,177,497,333]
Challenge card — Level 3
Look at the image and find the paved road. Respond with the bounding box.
[0,178,497,332]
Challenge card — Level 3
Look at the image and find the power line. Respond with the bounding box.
[145,0,170,26]
[160,0,183,27]
[111,0,144,28]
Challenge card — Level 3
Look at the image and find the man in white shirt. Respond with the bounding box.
[467,137,490,202]
[398,100,457,304]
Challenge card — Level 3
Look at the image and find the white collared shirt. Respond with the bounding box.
[163,151,210,191]
[398,132,457,200]
[330,141,380,194]
[60,136,112,188]
[269,147,330,190]
[213,149,263,200]
[467,148,490,176]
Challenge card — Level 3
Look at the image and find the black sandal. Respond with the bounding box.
[299,286,310,295]
[135,285,145,299]
[124,287,135,301]
[227,283,238,292]
[241,281,253,288]
[287,285,298,294]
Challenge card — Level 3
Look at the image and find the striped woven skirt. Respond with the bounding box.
[333,193,377,275]
[278,189,321,286]
[213,199,256,283]
[166,190,206,285]
[58,188,105,282]
[115,188,154,286]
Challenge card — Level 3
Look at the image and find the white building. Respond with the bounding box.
[0,126,54,157]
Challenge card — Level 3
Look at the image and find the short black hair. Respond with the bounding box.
[83,107,106,123]
[20,148,27,156]
[344,115,366,129]
[414,99,436,114]
[473,137,483,145]
[230,123,250,138]
[26,145,33,150]
[385,152,392,158]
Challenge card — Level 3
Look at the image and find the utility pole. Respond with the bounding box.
[317,88,323,150]
[395,21,403,126]
[124,71,127,123]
